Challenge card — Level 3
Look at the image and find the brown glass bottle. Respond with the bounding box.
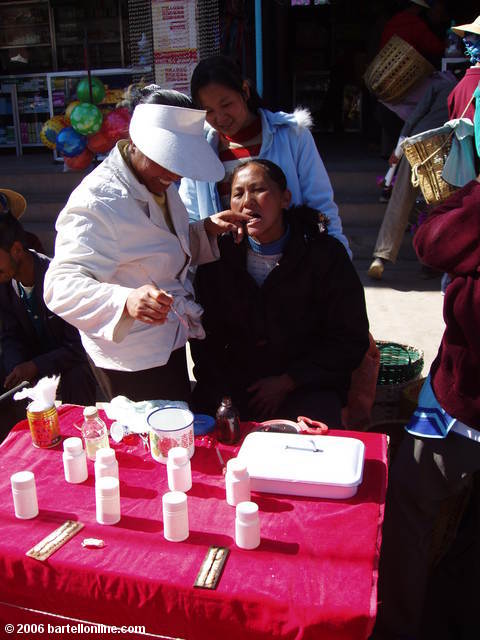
[215,396,241,444]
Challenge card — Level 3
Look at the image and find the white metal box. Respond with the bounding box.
[237,432,365,499]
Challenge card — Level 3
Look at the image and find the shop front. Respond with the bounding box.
[0,0,152,156]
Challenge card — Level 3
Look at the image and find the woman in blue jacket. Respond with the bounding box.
[179,55,351,256]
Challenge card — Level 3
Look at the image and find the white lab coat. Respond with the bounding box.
[44,143,219,371]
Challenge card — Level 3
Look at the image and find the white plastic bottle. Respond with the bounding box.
[167,447,192,492]
[235,501,260,550]
[225,458,251,506]
[63,437,88,484]
[81,406,110,461]
[95,448,119,481]
[162,491,189,542]
[95,476,121,525]
[10,470,39,519]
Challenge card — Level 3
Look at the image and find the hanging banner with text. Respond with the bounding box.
[152,0,198,94]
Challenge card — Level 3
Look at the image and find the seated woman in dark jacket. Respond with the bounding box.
[190,159,369,425]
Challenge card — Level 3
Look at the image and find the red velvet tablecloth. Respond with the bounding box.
[0,406,387,640]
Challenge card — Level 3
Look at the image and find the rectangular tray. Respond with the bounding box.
[237,432,365,499]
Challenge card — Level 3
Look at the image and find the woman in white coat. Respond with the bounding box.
[44,97,248,403]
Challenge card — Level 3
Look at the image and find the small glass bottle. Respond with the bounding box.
[235,501,260,550]
[95,448,119,481]
[63,437,88,484]
[225,458,250,506]
[81,406,110,461]
[167,447,192,492]
[215,396,240,444]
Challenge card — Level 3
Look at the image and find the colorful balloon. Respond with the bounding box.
[65,100,80,124]
[64,148,94,171]
[56,126,87,157]
[76,76,105,104]
[40,116,66,150]
[70,103,103,136]
[102,107,131,144]
[87,125,114,154]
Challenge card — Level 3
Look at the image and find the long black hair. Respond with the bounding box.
[190,55,264,113]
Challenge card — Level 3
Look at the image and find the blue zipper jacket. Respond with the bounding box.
[178,108,351,256]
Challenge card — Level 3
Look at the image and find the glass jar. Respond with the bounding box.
[81,406,109,461]
[215,396,240,444]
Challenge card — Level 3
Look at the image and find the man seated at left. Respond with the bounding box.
[0,189,96,437]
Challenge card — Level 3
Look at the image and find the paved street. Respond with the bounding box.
[357,259,445,375]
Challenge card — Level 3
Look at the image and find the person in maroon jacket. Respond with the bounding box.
[448,15,480,121]
[372,178,480,639]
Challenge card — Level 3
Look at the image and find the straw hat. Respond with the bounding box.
[451,16,480,37]
[410,0,430,8]
[129,103,224,182]
[0,188,26,219]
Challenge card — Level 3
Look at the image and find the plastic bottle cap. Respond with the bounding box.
[96,476,119,497]
[11,470,35,491]
[193,414,215,435]
[162,491,187,512]
[63,437,84,456]
[96,448,116,465]
[226,458,247,477]
[83,406,98,418]
[168,447,188,466]
[236,501,258,524]
[110,422,126,443]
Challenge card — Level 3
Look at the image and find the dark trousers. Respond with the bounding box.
[58,361,97,406]
[373,431,480,639]
[90,346,191,404]
[192,381,342,427]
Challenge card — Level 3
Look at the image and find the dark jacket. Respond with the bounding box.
[192,206,369,408]
[0,250,89,380]
[414,180,480,427]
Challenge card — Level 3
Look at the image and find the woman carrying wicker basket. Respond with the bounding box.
[367,72,456,280]
[373,0,446,155]
[448,15,480,122]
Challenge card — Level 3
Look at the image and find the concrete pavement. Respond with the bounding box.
[356,258,445,376]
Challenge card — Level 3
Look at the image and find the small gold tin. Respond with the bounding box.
[27,404,60,448]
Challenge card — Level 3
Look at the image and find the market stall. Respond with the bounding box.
[0,405,387,640]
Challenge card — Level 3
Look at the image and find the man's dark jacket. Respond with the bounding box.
[0,250,89,379]
[191,206,369,409]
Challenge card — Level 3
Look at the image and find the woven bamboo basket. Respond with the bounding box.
[372,342,424,422]
[364,35,434,104]
[402,125,458,204]
[376,341,424,386]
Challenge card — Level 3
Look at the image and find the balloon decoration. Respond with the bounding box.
[56,127,87,157]
[70,103,103,136]
[102,107,131,142]
[76,76,105,104]
[40,115,66,150]
[40,76,133,170]
[64,100,80,124]
[87,125,113,154]
[64,148,94,171]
